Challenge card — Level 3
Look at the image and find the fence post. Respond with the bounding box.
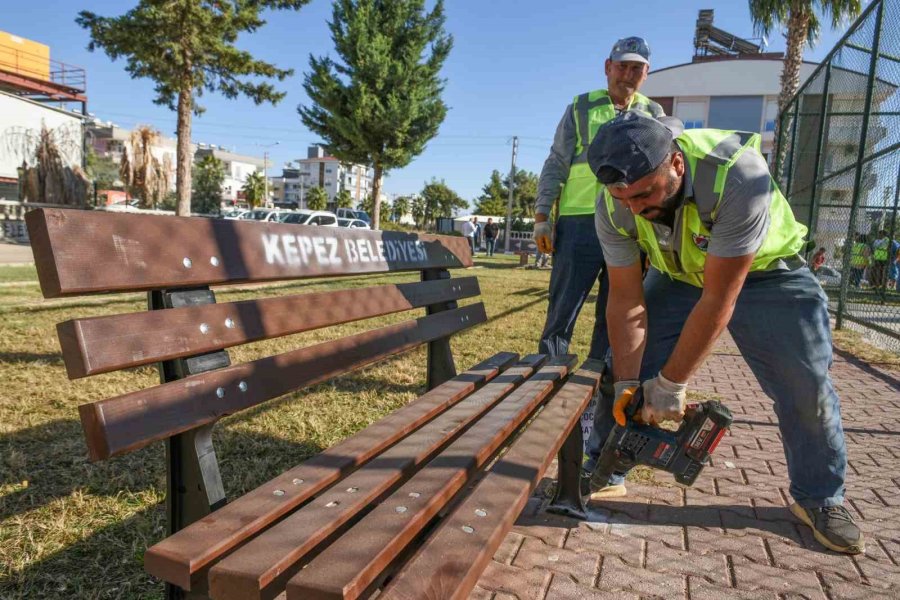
[806,63,833,250]
[837,0,885,330]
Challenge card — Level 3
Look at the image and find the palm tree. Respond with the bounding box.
[242,171,267,208]
[306,186,328,211]
[749,0,862,168]
[392,195,411,223]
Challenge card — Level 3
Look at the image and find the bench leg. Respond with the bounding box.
[421,268,458,389]
[546,421,588,520]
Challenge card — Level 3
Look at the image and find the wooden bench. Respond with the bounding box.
[26,208,599,600]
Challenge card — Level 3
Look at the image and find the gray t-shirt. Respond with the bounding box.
[595,142,802,270]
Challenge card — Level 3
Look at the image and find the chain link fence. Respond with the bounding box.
[776,0,900,351]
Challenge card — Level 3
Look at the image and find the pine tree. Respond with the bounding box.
[77,0,310,216]
[475,170,508,216]
[192,154,225,214]
[298,0,452,230]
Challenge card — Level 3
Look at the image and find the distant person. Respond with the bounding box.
[532,36,664,371]
[461,218,476,255]
[811,247,826,273]
[471,217,482,253]
[871,230,899,290]
[483,218,500,256]
[849,233,870,288]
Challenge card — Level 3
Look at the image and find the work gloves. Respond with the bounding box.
[533,221,553,254]
[611,374,687,426]
[641,373,687,424]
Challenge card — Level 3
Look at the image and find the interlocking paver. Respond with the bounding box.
[473,334,900,599]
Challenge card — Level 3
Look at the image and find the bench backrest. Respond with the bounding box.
[27,208,484,532]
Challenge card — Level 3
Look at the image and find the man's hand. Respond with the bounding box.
[641,373,687,424]
[612,380,640,426]
[533,221,554,254]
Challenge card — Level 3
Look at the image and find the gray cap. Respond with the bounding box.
[610,37,651,65]
[587,111,685,186]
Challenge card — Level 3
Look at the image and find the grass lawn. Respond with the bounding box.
[0,252,609,599]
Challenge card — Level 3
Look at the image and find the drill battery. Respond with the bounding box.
[589,388,733,491]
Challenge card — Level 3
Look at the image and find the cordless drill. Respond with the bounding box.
[588,387,733,492]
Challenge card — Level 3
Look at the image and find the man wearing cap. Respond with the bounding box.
[533,37,664,379]
[584,111,864,555]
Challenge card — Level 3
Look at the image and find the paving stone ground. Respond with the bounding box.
[473,335,900,599]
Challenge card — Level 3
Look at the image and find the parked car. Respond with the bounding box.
[278,210,339,227]
[221,208,251,220]
[244,208,284,222]
[336,207,371,225]
[338,218,371,229]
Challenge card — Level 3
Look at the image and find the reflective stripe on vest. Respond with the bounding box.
[560,90,660,216]
[604,128,808,287]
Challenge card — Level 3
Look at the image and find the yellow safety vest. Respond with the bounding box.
[560,89,662,216]
[603,128,807,287]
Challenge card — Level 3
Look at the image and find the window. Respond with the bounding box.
[674,100,706,130]
[763,99,779,133]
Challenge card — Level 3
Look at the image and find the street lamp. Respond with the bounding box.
[256,141,280,207]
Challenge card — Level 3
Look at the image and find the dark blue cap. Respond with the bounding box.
[610,37,651,64]
[588,111,684,186]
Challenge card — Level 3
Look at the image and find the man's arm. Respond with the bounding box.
[659,254,754,383]
[606,261,647,381]
[535,104,576,218]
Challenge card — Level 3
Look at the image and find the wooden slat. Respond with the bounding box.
[144,351,518,592]
[79,303,487,461]
[286,356,578,600]
[205,355,549,600]
[26,208,473,298]
[58,277,481,378]
[379,360,604,600]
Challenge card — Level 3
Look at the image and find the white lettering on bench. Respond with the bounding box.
[263,233,432,267]
[263,234,284,265]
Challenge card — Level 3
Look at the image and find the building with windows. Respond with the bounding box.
[642,57,819,162]
[299,144,374,205]
[194,146,266,204]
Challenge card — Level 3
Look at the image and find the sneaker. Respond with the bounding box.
[790,503,865,554]
[589,483,627,500]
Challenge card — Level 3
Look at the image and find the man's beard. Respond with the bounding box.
[642,173,683,225]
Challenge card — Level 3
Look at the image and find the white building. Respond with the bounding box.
[194,146,266,204]
[0,90,84,199]
[86,119,180,192]
[298,144,375,205]
[642,57,819,161]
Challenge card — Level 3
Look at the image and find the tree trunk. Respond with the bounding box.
[176,88,193,216]
[371,163,383,230]
[773,1,811,175]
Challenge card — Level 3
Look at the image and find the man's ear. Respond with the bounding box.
[671,151,685,177]
[604,58,612,77]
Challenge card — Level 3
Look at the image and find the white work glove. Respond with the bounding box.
[533,220,554,254]
[641,373,688,424]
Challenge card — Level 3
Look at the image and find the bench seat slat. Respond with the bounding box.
[143,351,518,591]
[79,303,487,461]
[286,356,578,600]
[58,277,481,378]
[26,208,472,298]
[379,360,604,600]
[205,355,548,600]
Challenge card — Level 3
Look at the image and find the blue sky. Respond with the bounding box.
[6,0,857,203]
